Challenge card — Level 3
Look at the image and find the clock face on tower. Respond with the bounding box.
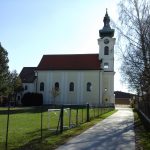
[104,39,109,44]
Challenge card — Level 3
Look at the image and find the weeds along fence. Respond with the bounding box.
[0,103,114,150]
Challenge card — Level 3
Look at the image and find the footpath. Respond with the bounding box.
[55,107,135,150]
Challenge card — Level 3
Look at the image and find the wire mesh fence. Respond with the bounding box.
[0,103,114,150]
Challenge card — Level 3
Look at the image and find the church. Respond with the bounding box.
[19,10,116,105]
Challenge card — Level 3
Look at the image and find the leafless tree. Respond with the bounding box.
[116,0,150,100]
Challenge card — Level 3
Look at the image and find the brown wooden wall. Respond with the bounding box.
[115,98,130,105]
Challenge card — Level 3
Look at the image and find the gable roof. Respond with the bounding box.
[114,91,134,99]
[19,67,36,83]
[37,54,101,70]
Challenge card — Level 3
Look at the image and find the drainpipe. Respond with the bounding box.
[35,71,38,93]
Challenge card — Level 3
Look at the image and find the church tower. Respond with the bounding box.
[98,9,116,104]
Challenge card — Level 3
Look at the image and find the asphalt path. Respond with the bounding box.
[55,107,135,150]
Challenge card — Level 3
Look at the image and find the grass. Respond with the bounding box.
[16,110,117,150]
[134,109,150,150]
[0,106,115,150]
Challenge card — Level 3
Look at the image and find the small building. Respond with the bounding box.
[114,91,135,105]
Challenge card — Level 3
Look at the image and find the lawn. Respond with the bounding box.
[0,106,114,150]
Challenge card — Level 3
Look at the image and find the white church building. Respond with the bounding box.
[19,11,116,105]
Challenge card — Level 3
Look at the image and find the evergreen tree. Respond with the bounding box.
[0,43,9,96]
[8,70,23,98]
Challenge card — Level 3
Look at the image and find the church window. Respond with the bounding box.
[69,82,74,91]
[25,85,28,90]
[40,82,44,91]
[87,82,92,92]
[104,46,109,55]
[104,63,109,69]
[55,82,59,91]
[104,88,108,92]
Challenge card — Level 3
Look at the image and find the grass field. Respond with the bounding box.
[0,106,114,150]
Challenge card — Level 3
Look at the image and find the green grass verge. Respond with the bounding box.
[0,107,116,150]
[134,109,150,150]
[18,109,117,150]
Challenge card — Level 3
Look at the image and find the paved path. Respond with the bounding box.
[55,107,135,150]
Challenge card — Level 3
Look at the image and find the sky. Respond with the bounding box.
[0,0,130,92]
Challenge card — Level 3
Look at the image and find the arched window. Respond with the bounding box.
[104,63,109,69]
[104,46,109,55]
[87,82,92,92]
[55,82,59,91]
[69,82,74,91]
[40,82,44,91]
[25,85,28,90]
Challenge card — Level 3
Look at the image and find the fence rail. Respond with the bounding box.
[138,101,150,119]
[0,103,114,150]
[137,101,150,130]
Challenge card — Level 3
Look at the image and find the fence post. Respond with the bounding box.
[98,105,100,117]
[76,108,78,125]
[94,106,95,118]
[40,105,43,141]
[60,105,64,133]
[82,108,83,123]
[86,103,90,122]
[69,108,71,128]
[5,99,11,150]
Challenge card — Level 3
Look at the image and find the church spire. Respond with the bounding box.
[99,9,114,38]
[103,8,111,29]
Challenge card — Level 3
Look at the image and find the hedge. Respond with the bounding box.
[21,92,43,106]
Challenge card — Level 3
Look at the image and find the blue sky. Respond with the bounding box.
[0,0,129,92]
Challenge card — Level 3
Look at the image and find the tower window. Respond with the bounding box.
[40,82,44,91]
[104,63,109,69]
[87,82,92,92]
[69,82,74,91]
[55,82,59,91]
[104,46,109,55]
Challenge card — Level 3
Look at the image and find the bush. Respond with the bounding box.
[0,96,8,106]
[21,92,43,106]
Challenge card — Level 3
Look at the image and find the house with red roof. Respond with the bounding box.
[19,10,116,105]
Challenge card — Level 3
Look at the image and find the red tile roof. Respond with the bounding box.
[37,54,101,70]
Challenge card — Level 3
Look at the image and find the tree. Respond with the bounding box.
[51,87,60,105]
[8,70,23,101]
[0,43,9,96]
[116,0,150,100]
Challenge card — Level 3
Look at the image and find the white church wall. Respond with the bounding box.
[102,71,115,104]
[66,71,79,104]
[37,70,102,105]
[23,83,35,94]
[82,71,100,105]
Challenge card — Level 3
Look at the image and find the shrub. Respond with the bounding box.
[21,92,43,106]
[0,96,8,106]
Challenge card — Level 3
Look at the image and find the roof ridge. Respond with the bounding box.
[43,53,99,56]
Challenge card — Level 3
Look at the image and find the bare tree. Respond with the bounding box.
[116,0,150,100]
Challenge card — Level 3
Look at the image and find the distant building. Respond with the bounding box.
[19,10,116,105]
[114,91,135,105]
[19,67,36,93]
